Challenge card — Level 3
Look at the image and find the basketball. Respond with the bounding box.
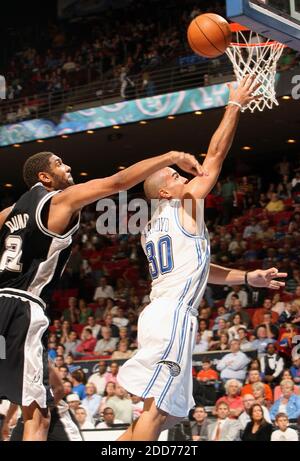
[187,13,232,58]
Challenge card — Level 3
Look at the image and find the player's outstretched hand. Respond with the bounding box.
[170,151,208,177]
[247,267,287,290]
[228,75,261,108]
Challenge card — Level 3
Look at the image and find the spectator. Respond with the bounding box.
[207,402,240,441]
[242,325,275,357]
[274,369,300,400]
[94,327,118,356]
[252,298,279,328]
[228,314,247,342]
[190,406,209,441]
[278,302,296,325]
[258,312,279,339]
[241,370,273,405]
[64,331,81,356]
[271,413,299,441]
[229,299,251,327]
[84,315,101,338]
[54,355,65,369]
[260,343,284,385]
[225,285,248,309]
[58,365,69,381]
[105,384,133,424]
[60,320,72,344]
[211,307,231,332]
[98,314,120,339]
[61,296,79,323]
[111,340,134,360]
[67,393,81,414]
[216,339,250,382]
[104,362,120,385]
[75,328,97,357]
[241,404,273,441]
[270,379,300,421]
[210,332,230,351]
[252,382,269,408]
[99,382,116,414]
[78,299,93,325]
[193,332,209,354]
[198,318,213,343]
[216,379,244,419]
[94,277,115,301]
[96,407,124,428]
[197,359,219,382]
[112,307,129,329]
[48,340,57,360]
[88,360,108,396]
[75,407,95,430]
[238,394,271,430]
[243,218,262,239]
[237,327,250,348]
[81,383,102,420]
[63,380,73,398]
[265,193,285,213]
[290,355,300,385]
[70,370,86,400]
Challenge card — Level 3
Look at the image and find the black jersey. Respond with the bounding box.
[0,183,80,303]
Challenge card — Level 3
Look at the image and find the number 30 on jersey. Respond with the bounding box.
[145,235,174,279]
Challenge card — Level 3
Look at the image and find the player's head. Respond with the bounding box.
[144,167,188,200]
[23,152,74,190]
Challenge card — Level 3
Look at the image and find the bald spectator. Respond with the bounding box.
[96,407,124,428]
[252,298,279,328]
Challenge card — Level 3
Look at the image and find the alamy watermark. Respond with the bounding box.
[291,74,300,100]
[95,192,204,235]
[0,76,6,100]
[0,335,6,359]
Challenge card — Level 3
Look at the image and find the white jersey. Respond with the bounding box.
[141,199,210,314]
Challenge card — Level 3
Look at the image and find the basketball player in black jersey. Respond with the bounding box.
[0,149,203,440]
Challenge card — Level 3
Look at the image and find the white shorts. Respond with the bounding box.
[117,298,198,418]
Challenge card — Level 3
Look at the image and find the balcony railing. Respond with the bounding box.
[0,54,234,125]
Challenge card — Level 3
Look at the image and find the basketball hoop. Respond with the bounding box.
[226,23,285,112]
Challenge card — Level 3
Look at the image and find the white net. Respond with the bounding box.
[226,29,285,112]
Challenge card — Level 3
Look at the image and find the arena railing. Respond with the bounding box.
[0,54,233,124]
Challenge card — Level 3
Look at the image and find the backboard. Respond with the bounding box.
[226,0,300,50]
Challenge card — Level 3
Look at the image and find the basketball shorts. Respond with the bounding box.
[10,402,83,441]
[117,297,198,418]
[0,289,53,409]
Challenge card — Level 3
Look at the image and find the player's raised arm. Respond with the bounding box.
[184,76,261,200]
[47,151,202,234]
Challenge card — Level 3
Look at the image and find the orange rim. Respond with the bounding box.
[229,22,285,47]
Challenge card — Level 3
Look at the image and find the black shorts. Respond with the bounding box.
[0,290,53,408]
[10,406,83,441]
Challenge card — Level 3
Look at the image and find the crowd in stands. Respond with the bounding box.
[1,150,300,440]
[2,0,300,124]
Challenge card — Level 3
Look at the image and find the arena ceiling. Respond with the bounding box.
[0,97,299,193]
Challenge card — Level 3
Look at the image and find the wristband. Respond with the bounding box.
[227,100,242,110]
[244,271,249,287]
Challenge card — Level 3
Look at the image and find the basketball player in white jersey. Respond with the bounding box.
[117,76,287,441]
[0,149,203,441]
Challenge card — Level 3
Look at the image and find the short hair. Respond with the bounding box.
[216,401,229,410]
[275,413,289,422]
[23,152,53,188]
[225,379,242,394]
